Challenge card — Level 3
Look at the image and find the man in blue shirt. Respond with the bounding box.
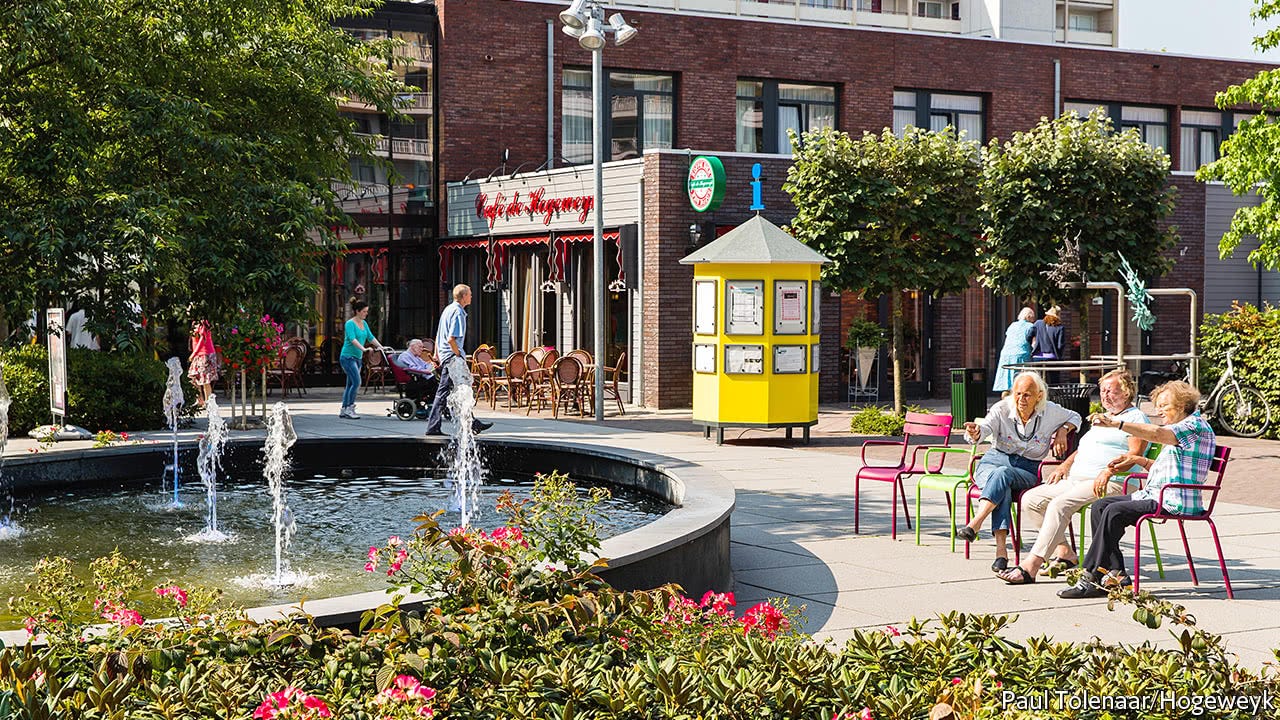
[426,284,493,436]
[395,338,438,403]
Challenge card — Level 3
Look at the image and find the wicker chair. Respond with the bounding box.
[490,351,527,410]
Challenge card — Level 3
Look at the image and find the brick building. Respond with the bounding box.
[335,0,1276,407]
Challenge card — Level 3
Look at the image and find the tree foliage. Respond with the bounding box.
[785,126,983,411]
[0,0,408,347]
[980,110,1177,308]
[1197,0,1280,270]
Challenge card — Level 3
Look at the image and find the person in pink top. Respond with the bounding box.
[188,320,220,409]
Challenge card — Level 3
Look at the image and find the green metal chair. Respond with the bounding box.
[914,443,981,552]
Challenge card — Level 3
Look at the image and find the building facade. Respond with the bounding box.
[327,0,1276,406]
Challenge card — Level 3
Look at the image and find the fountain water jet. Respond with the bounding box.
[442,359,485,527]
[0,363,19,540]
[162,357,185,505]
[189,394,230,543]
[264,402,298,584]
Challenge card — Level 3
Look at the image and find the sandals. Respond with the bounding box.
[1039,557,1078,576]
[998,566,1036,585]
[990,557,1009,572]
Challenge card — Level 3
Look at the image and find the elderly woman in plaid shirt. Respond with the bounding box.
[1058,380,1217,599]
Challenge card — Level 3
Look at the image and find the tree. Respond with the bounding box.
[1197,0,1280,270]
[785,126,984,413]
[981,110,1177,360]
[0,0,408,349]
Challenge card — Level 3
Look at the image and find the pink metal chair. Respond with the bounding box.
[854,412,953,540]
[1130,445,1234,598]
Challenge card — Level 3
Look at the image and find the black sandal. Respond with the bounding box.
[999,566,1036,585]
[991,557,1009,572]
[956,526,977,542]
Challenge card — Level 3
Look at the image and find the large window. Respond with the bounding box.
[1180,109,1229,171]
[1064,101,1169,153]
[736,80,836,154]
[562,69,674,164]
[893,89,984,141]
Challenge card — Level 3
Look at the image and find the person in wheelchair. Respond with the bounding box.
[389,339,439,419]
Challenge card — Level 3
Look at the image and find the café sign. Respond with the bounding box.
[687,155,726,213]
[475,186,594,229]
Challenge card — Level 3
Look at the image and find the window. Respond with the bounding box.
[1064,101,1169,153]
[1180,109,1229,171]
[917,0,942,18]
[1119,105,1169,152]
[1067,12,1096,31]
[736,80,836,154]
[893,89,984,142]
[561,69,674,164]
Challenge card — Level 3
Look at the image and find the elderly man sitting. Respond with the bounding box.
[396,339,439,401]
[957,371,1081,572]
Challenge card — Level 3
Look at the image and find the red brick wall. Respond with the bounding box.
[437,0,1266,405]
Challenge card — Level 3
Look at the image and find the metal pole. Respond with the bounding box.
[592,31,606,421]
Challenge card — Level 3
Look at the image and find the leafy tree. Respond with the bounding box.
[0,0,408,349]
[981,110,1177,359]
[1197,0,1280,270]
[785,127,983,412]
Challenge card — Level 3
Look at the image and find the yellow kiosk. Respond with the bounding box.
[680,215,828,444]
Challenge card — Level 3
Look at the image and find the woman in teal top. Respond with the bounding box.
[993,307,1036,392]
[339,298,384,419]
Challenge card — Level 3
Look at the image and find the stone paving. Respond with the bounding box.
[5,386,1280,668]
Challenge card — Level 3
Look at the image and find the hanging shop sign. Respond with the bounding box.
[688,155,726,213]
[474,187,595,229]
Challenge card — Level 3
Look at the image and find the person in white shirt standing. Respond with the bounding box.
[425,284,492,437]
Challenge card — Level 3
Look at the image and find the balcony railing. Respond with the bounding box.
[393,42,433,64]
[394,92,433,113]
[354,132,433,159]
[609,0,961,32]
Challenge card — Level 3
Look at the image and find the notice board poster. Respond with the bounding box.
[47,307,67,419]
[724,344,764,374]
[694,344,717,373]
[694,280,717,335]
[725,280,764,335]
[774,280,807,335]
[773,345,806,374]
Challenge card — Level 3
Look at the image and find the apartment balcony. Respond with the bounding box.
[338,92,433,115]
[1055,27,1114,46]
[393,41,433,66]
[609,0,960,33]
[354,132,434,160]
[1061,0,1116,9]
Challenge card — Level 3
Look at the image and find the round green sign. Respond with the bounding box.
[687,155,726,213]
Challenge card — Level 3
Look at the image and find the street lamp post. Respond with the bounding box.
[558,0,637,421]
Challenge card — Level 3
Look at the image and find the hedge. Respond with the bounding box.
[0,345,171,436]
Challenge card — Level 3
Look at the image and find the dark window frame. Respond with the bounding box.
[562,68,677,164]
[736,78,838,154]
[1068,100,1171,152]
[1179,107,1234,172]
[893,88,986,142]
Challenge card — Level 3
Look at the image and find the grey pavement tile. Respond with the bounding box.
[731,543,827,571]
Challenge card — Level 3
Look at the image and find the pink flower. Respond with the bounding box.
[741,602,788,640]
[387,535,403,547]
[364,561,376,573]
[699,590,736,616]
[951,677,963,685]
[882,625,900,637]
[155,585,189,607]
[367,546,379,561]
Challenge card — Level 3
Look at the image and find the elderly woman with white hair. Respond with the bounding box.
[957,371,1081,572]
[993,307,1036,393]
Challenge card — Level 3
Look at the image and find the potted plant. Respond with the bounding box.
[846,319,885,391]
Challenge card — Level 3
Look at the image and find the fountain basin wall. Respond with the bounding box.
[0,436,734,629]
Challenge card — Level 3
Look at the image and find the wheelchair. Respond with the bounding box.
[385,351,439,421]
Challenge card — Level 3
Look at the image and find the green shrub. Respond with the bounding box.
[845,319,886,349]
[1199,302,1280,439]
[0,345,168,436]
[849,404,935,435]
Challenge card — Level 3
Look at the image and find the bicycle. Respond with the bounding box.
[1200,348,1272,437]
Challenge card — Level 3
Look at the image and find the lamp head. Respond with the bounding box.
[579,16,606,50]
[559,0,588,29]
[561,23,584,39]
[608,13,637,45]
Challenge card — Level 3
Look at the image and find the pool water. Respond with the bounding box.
[0,468,668,629]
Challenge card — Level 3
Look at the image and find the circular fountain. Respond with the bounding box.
[0,429,734,634]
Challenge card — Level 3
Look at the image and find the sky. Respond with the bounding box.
[1119,0,1280,62]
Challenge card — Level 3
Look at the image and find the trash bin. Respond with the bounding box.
[949,368,988,429]
[1048,383,1094,436]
